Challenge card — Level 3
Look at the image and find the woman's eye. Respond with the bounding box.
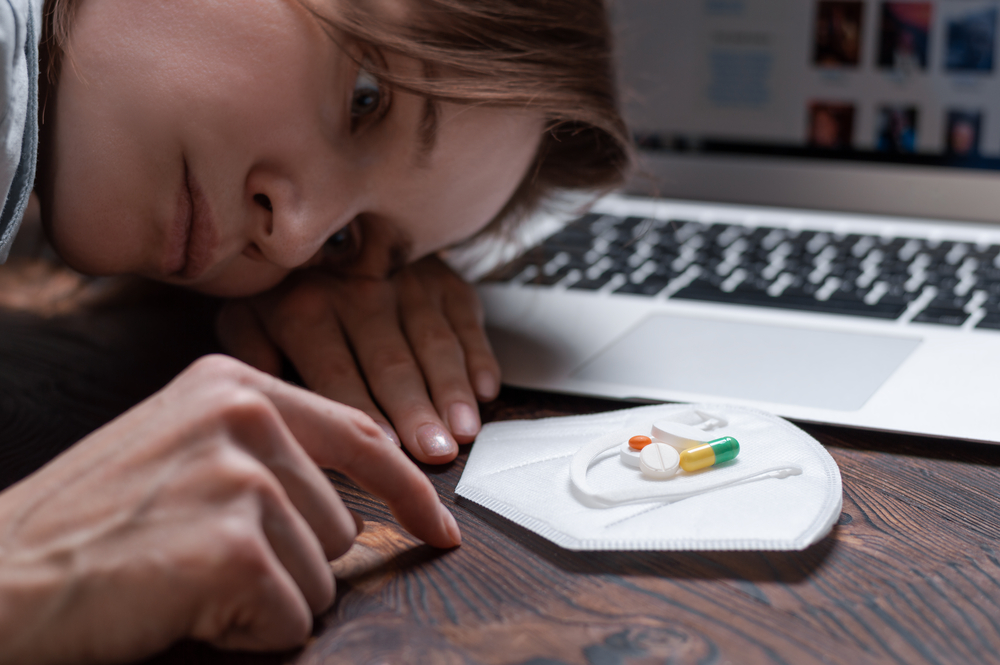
[327,226,352,249]
[318,220,362,269]
[351,68,382,121]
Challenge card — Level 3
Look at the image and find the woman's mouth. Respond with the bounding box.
[167,160,218,280]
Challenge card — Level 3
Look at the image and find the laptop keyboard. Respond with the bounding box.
[483,213,1000,330]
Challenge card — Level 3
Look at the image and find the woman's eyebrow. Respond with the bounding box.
[414,97,439,167]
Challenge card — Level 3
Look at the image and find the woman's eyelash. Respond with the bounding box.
[327,226,352,247]
[350,66,387,128]
[320,219,363,267]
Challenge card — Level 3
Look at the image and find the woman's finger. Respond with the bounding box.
[396,268,481,443]
[184,447,335,615]
[329,278,460,464]
[439,273,501,402]
[249,281,401,447]
[171,360,361,561]
[415,256,501,401]
[196,514,315,652]
[224,361,461,549]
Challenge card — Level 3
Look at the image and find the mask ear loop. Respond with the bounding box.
[667,408,728,430]
[693,409,727,431]
[570,428,804,507]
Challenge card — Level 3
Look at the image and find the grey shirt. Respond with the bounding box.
[0,0,41,263]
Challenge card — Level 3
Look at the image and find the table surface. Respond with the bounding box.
[2,264,1000,665]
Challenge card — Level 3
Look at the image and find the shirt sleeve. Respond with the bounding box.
[0,0,40,263]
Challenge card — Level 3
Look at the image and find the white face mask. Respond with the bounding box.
[456,403,842,551]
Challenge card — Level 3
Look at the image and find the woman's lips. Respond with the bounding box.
[164,164,192,276]
[167,161,218,280]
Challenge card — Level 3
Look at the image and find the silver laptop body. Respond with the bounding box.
[477,0,1000,443]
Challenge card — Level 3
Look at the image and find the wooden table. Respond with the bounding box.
[2,266,999,665]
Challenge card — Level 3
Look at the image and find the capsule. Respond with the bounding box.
[679,436,740,472]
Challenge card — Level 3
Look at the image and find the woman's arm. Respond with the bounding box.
[0,354,459,664]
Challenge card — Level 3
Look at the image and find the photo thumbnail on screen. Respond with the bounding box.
[808,101,856,148]
[945,109,983,155]
[813,1,864,67]
[945,7,997,72]
[876,105,919,152]
[878,2,932,72]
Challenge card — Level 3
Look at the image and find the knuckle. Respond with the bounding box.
[351,412,387,445]
[273,281,331,324]
[452,317,486,339]
[366,346,416,376]
[230,462,284,503]
[411,322,460,353]
[277,611,314,649]
[186,354,251,383]
[339,411,391,460]
[447,292,484,324]
[215,517,274,577]
[334,276,391,307]
[207,445,285,501]
[315,355,363,383]
[214,388,276,425]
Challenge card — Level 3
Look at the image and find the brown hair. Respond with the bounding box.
[42,0,631,235]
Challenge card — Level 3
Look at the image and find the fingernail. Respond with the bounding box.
[440,505,462,547]
[378,422,401,447]
[416,423,457,458]
[474,371,498,400]
[448,402,480,439]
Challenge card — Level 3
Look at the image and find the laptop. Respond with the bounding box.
[474,0,1000,444]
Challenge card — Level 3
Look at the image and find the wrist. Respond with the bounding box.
[0,489,74,664]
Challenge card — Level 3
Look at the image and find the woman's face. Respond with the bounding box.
[43,0,542,296]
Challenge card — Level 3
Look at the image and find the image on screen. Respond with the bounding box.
[617,0,1000,172]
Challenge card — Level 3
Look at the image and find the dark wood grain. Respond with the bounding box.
[2,261,1000,665]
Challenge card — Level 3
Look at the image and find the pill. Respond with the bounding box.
[628,435,652,450]
[650,420,715,452]
[679,436,740,472]
[639,442,680,480]
[619,442,641,467]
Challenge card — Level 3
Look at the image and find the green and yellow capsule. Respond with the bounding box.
[679,436,740,472]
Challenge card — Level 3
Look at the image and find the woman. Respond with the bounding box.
[0,0,630,661]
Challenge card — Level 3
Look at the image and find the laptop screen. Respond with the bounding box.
[614,0,1000,221]
[618,0,1000,169]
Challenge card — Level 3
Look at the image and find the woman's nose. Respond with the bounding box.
[244,166,355,269]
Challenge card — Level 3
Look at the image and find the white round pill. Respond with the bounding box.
[639,442,680,480]
[619,442,642,467]
[650,420,714,452]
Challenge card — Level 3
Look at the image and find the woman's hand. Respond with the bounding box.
[216,256,501,465]
[0,355,460,665]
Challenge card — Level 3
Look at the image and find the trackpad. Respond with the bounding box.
[571,314,921,411]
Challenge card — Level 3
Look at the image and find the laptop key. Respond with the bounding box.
[567,277,615,291]
[913,307,970,326]
[976,313,1000,330]
[615,276,671,296]
[532,266,573,286]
